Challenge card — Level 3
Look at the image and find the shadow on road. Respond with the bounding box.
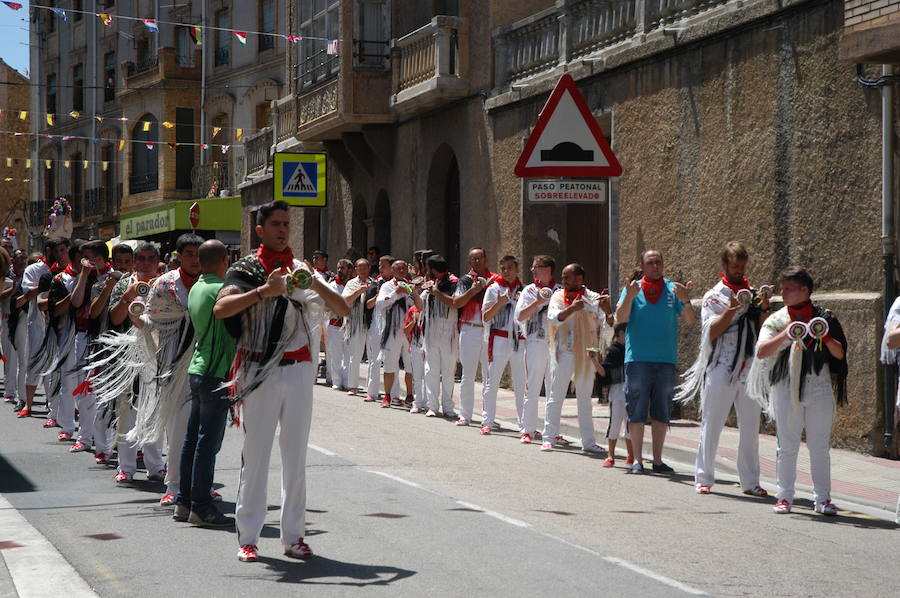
[0,453,36,493]
[254,555,416,587]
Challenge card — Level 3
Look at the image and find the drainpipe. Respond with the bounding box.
[882,64,896,457]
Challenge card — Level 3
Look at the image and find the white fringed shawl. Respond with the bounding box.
[547,287,604,382]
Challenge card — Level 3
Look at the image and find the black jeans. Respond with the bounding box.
[178,374,230,511]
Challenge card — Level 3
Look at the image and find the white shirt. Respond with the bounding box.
[375,279,412,341]
[483,281,523,339]
[514,282,561,342]
[701,280,751,371]
[21,260,49,327]
[547,288,604,354]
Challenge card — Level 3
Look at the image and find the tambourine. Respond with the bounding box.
[786,321,809,343]
[135,281,151,297]
[808,317,829,349]
[735,288,753,306]
[286,268,312,293]
[539,287,553,300]
[128,299,146,316]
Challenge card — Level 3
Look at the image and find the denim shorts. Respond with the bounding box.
[624,362,676,423]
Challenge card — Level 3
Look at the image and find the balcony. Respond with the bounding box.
[244,128,274,178]
[191,161,232,199]
[390,16,469,118]
[123,48,201,89]
[83,187,105,220]
[126,55,159,78]
[273,95,296,149]
[129,172,159,195]
[492,0,735,93]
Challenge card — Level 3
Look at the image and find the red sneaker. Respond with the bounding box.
[16,408,31,418]
[743,485,769,498]
[479,426,491,435]
[94,452,109,465]
[42,418,58,428]
[363,395,376,402]
[381,396,391,408]
[57,431,73,442]
[625,457,635,465]
[773,499,791,514]
[696,485,712,494]
[283,538,314,559]
[210,490,223,502]
[519,433,533,444]
[553,435,571,447]
[602,458,615,467]
[159,493,177,506]
[69,441,89,453]
[114,470,133,484]
[238,544,259,562]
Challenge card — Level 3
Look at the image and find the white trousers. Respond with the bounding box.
[366,327,399,399]
[55,331,79,434]
[694,368,761,490]
[2,316,17,398]
[346,331,366,392]
[772,376,834,504]
[117,401,166,476]
[424,338,457,414]
[606,384,629,440]
[541,351,596,448]
[458,324,487,421]
[25,314,44,387]
[236,361,314,548]
[481,335,526,429]
[521,340,552,435]
[65,332,99,445]
[13,321,27,402]
[163,392,192,496]
[326,324,349,389]
[409,346,426,409]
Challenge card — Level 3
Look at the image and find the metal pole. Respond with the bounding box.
[90,0,98,227]
[200,0,207,166]
[882,64,896,457]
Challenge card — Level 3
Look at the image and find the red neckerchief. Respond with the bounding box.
[497,277,521,290]
[564,286,585,306]
[40,256,51,268]
[64,264,78,277]
[335,275,347,286]
[179,268,199,291]
[469,269,500,284]
[257,244,294,276]
[50,261,65,274]
[96,262,112,275]
[720,273,749,294]
[535,278,556,289]
[641,276,665,304]
[787,300,814,323]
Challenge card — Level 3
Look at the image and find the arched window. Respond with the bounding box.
[130,115,159,194]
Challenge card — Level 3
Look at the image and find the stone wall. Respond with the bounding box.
[844,0,900,31]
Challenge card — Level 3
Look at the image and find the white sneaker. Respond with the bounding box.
[540,441,553,452]
[815,500,838,516]
[409,406,423,414]
[581,444,605,454]
[425,409,438,417]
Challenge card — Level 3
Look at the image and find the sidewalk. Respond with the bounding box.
[355,363,900,520]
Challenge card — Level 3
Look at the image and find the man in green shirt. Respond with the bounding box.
[174,240,236,527]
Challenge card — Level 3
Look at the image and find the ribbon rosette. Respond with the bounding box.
[786,321,809,345]
[735,288,753,306]
[807,317,829,350]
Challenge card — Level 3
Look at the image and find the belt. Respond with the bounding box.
[243,345,312,365]
[460,321,483,328]
[487,329,524,362]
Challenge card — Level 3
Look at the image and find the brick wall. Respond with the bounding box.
[844,0,900,32]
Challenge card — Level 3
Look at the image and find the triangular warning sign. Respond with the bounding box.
[284,163,316,193]
[514,74,622,178]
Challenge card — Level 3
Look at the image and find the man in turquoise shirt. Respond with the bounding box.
[615,250,696,474]
[175,240,236,527]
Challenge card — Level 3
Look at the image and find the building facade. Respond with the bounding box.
[238,0,899,455]
[0,60,30,248]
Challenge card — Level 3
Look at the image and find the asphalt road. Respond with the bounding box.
[1,383,897,597]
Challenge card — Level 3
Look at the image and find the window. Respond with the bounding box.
[102,145,116,213]
[434,0,459,16]
[72,65,84,113]
[176,27,193,66]
[215,10,231,67]
[130,116,159,194]
[255,102,272,129]
[46,0,56,33]
[73,0,83,21]
[259,0,276,52]
[175,108,193,190]
[46,74,57,115]
[299,0,341,90]
[70,152,83,221]
[355,0,389,69]
[104,53,116,102]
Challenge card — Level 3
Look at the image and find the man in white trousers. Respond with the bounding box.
[16,237,68,418]
[540,264,610,454]
[1,250,26,405]
[515,255,560,444]
[675,242,768,497]
[374,260,421,408]
[750,267,847,516]
[452,248,498,426]
[341,258,373,395]
[215,200,348,563]
[481,255,526,435]
[326,259,353,390]
[420,255,459,418]
[364,256,399,402]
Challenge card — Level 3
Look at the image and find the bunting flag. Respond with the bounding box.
[62,136,74,141]
[200,143,208,150]
[94,114,103,122]
[145,142,155,150]
[220,145,230,154]
[45,160,51,169]
[69,111,80,119]
[283,35,301,43]
[25,159,30,168]
[327,39,341,55]
[3,178,11,182]
[235,128,243,141]
[46,114,54,126]
[142,19,159,33]
[5,158,10,167]
[142,121,151,132]
[50,8,68,21]
[189,26,202,46]
[83,160,89,169]
[212,126,221,138]
[22,178,29,182]
[162,121,174,129]
[117,139,126,151]
[1,2,22,11]
[102,161,109,171]
[98,13,113,27]
[234,31,247,46]
[18,111,26,120]
[63,160,70,168]
[167,142,178,149]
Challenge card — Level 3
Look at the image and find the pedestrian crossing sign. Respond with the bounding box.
[274,152,327,207]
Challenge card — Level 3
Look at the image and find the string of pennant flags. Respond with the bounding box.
[3,2,343,52]
[0,157,125,168]
[0,128,237,154]
[0,108,255,140]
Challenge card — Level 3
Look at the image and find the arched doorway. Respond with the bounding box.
[426,144,461,274]
[374,190,391,254]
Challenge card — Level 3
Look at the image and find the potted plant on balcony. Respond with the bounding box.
[46,197,73,239]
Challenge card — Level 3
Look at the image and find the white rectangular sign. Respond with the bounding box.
[526,179,608,203]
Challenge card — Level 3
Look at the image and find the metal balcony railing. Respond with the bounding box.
[191,161,231,199]
[126,55,159,78]
[244,128,273,176]
[129,172,158,194]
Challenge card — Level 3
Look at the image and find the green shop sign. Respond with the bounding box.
[119,197,241,240]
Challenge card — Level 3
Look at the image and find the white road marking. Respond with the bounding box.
[364,469,706,595]
[308,443,337,456]
[0,494,98,598]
